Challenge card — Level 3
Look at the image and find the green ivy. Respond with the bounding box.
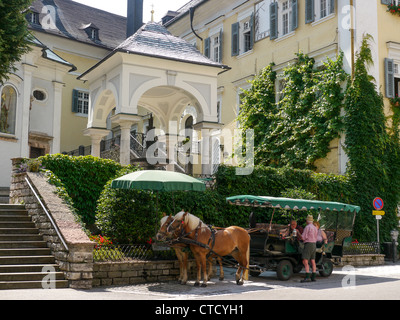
[39,154,132,225]
[344,35,400,242]
[238,52,347,169]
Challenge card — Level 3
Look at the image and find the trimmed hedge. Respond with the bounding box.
[39,154,127,225]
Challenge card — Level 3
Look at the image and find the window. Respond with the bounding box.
[33,89,47,102]
[204,30,223,63]
[89,28,99,41]
[231,14,254,56]
[306,0,335,24]
[30,147,45,159]
[0,85,17,135]
[72,89,89,115]
[26,12,40,25]
[270,0,298,40]
[255,0,271,41]
[395,63,400,98]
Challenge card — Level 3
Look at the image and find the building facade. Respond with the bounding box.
[165,0,400,174]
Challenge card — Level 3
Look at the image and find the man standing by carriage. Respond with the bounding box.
[301,215,318,283]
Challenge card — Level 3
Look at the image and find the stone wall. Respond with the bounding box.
[337,254,386,267]
[10,158,94,289]
[93,260,199,287]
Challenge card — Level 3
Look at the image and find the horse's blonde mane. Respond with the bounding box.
[160,215,169,227]
[174,211,206,231]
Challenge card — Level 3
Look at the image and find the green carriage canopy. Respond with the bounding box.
[226,195,360,213]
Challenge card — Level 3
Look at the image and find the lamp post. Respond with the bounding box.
[390,230,399,263]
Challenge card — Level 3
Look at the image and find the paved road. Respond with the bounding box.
[0,263,400,301]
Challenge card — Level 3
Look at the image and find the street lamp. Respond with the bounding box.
[390,230,399,263]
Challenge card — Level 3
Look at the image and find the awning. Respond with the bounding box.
[226,195,361,213]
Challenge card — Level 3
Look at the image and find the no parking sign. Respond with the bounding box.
[373,197,384,211]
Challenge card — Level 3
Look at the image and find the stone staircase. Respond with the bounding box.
[0,204,68,289]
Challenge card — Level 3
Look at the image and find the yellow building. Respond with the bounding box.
[27,0,127,153]
[165,0,400,174]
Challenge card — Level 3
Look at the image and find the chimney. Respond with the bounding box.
[126,0,143,38]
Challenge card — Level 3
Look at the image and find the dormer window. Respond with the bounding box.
[79,23,100,42]
[26,11,40,26]
[89,27,99,41]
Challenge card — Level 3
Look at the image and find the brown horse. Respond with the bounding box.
[168,211,250,287]
[156,213,225,285]
[156,214,189,284]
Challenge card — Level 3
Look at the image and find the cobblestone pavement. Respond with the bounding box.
[103,264,400,300]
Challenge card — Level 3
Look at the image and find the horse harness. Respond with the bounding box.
[170,222,250,271]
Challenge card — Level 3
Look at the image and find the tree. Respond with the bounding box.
[0,0,33,83]
[344,34,400,242]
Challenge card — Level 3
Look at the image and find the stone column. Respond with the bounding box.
[52,81,64,154]
[193,122,223,175]
[111,114,141,166]
[83,128,110,158]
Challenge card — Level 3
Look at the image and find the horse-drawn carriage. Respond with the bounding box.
[226,195,360,281]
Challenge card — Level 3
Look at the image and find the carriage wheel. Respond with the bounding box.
[276,260,293,281]
[319,258,333,277]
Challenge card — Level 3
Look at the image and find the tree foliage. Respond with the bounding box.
[0,0,33,83]
[344,35,400,242]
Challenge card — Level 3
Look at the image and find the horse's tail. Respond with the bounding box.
[243,234,250,281]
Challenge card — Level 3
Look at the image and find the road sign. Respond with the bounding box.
[373,210,385,216]
[373,198,384,211]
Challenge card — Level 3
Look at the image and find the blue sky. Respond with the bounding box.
[72,0,189,23]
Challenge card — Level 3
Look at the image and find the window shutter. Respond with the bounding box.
[381,0,392,5]
[385,58,395,98]
[305,0,315,24]
[204,37,211,58]
[270,2,278,40]
[231,22,239,56]
[291,0,298,31]
[219,29,223,63]
[250,13,255,50]
[330,0,335,14]
[72,89,79,113]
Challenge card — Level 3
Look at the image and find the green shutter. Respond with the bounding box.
[72,89,79,113]
[250,13,254,50]
[385,58,395,98]
[219,29,223,63]
[330,0,335,14]
[305,0,315,24]
[204,37,210,58]
[270,2,278,40]
[291,0,298,31]
[231,22,239,56]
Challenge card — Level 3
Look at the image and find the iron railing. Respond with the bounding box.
[343,242,380,255]
[93,244,176,262]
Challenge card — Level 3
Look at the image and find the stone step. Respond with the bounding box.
[0,204,26,212]
[0,248,51,256]
[0,228,39,235]
[0,215,32,222]
[0,204,68,289]
[0,234,43,241]
[0,271,65,282]
[0,280,69,290]
[0,256,56,265]
[0,222,36,228]
[0,264,60,273]
[0,241,48,249]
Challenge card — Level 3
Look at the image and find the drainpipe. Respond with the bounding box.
[189,7,203,51]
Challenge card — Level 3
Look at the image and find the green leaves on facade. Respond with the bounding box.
[238,52,347,169]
